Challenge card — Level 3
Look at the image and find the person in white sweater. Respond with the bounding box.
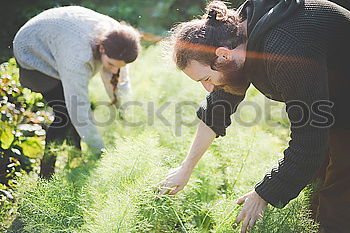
[13,6,140,178]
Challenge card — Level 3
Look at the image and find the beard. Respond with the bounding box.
[213,59,249,96]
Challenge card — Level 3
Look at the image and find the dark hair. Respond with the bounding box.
[94,23,140,63]
[170,0,247,70]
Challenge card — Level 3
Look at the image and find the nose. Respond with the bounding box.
[200,80,215,92]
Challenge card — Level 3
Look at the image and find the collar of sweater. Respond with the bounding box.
[237,0,304,53]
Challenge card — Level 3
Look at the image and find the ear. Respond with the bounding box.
[215,47,231,60]
[99,45,105,54]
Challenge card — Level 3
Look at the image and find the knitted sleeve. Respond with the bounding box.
[196,89,245,137]
[117,65,132,97]
[255,42,331,208]
[54,38,104,153]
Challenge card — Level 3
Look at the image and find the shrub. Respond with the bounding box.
[0,59,52,228]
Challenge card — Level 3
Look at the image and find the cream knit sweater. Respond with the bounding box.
[13,6,130,152]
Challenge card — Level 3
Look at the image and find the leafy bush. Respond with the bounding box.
[0,59,52,228]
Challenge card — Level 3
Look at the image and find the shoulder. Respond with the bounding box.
[52,33,94,77]
[262,0,349,50]
[36,6,100,18]
[260,29,327,96]
[261,26,325,73]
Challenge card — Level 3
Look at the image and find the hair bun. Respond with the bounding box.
[204,1,229,22]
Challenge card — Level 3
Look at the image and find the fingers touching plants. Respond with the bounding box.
[158,166,192,196]
[235,190,267,233]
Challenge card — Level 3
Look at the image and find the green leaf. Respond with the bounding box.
[25,91,43,105]
[0,123,14,149]
[19,137,44,158]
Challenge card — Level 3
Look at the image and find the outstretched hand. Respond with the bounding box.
[158,166,192,196]
[235,190,267,233]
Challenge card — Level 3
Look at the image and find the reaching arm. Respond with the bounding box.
[197,89,245,137]
[118,65,131,95]
[255,43,331,208]
[58,64,104,153]
[159,120,216,195]
[100,65,131,104]
[54,38,104,154]
[181,120,216,170]
[160,89,244,195]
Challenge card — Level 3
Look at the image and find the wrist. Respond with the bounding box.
[254,190,268,204]
[180,160,195,172]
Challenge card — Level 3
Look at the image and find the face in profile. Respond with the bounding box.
[100,45,126,74]
[182,58,246,95]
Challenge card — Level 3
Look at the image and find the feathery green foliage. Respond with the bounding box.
[5,45,318,232]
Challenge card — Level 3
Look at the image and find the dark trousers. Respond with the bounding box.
[315,128,350,233]
[18,66,81,178]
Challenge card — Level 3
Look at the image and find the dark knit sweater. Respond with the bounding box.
[196,0,350,207]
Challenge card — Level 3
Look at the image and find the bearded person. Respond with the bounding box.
[159,0,350,232]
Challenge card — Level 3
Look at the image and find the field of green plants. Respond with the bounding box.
[1,44,319,232]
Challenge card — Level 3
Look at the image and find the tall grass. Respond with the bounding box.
[6,44,318,232]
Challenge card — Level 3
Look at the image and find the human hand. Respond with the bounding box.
[158,166,192,195]
[235,190,267,233]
